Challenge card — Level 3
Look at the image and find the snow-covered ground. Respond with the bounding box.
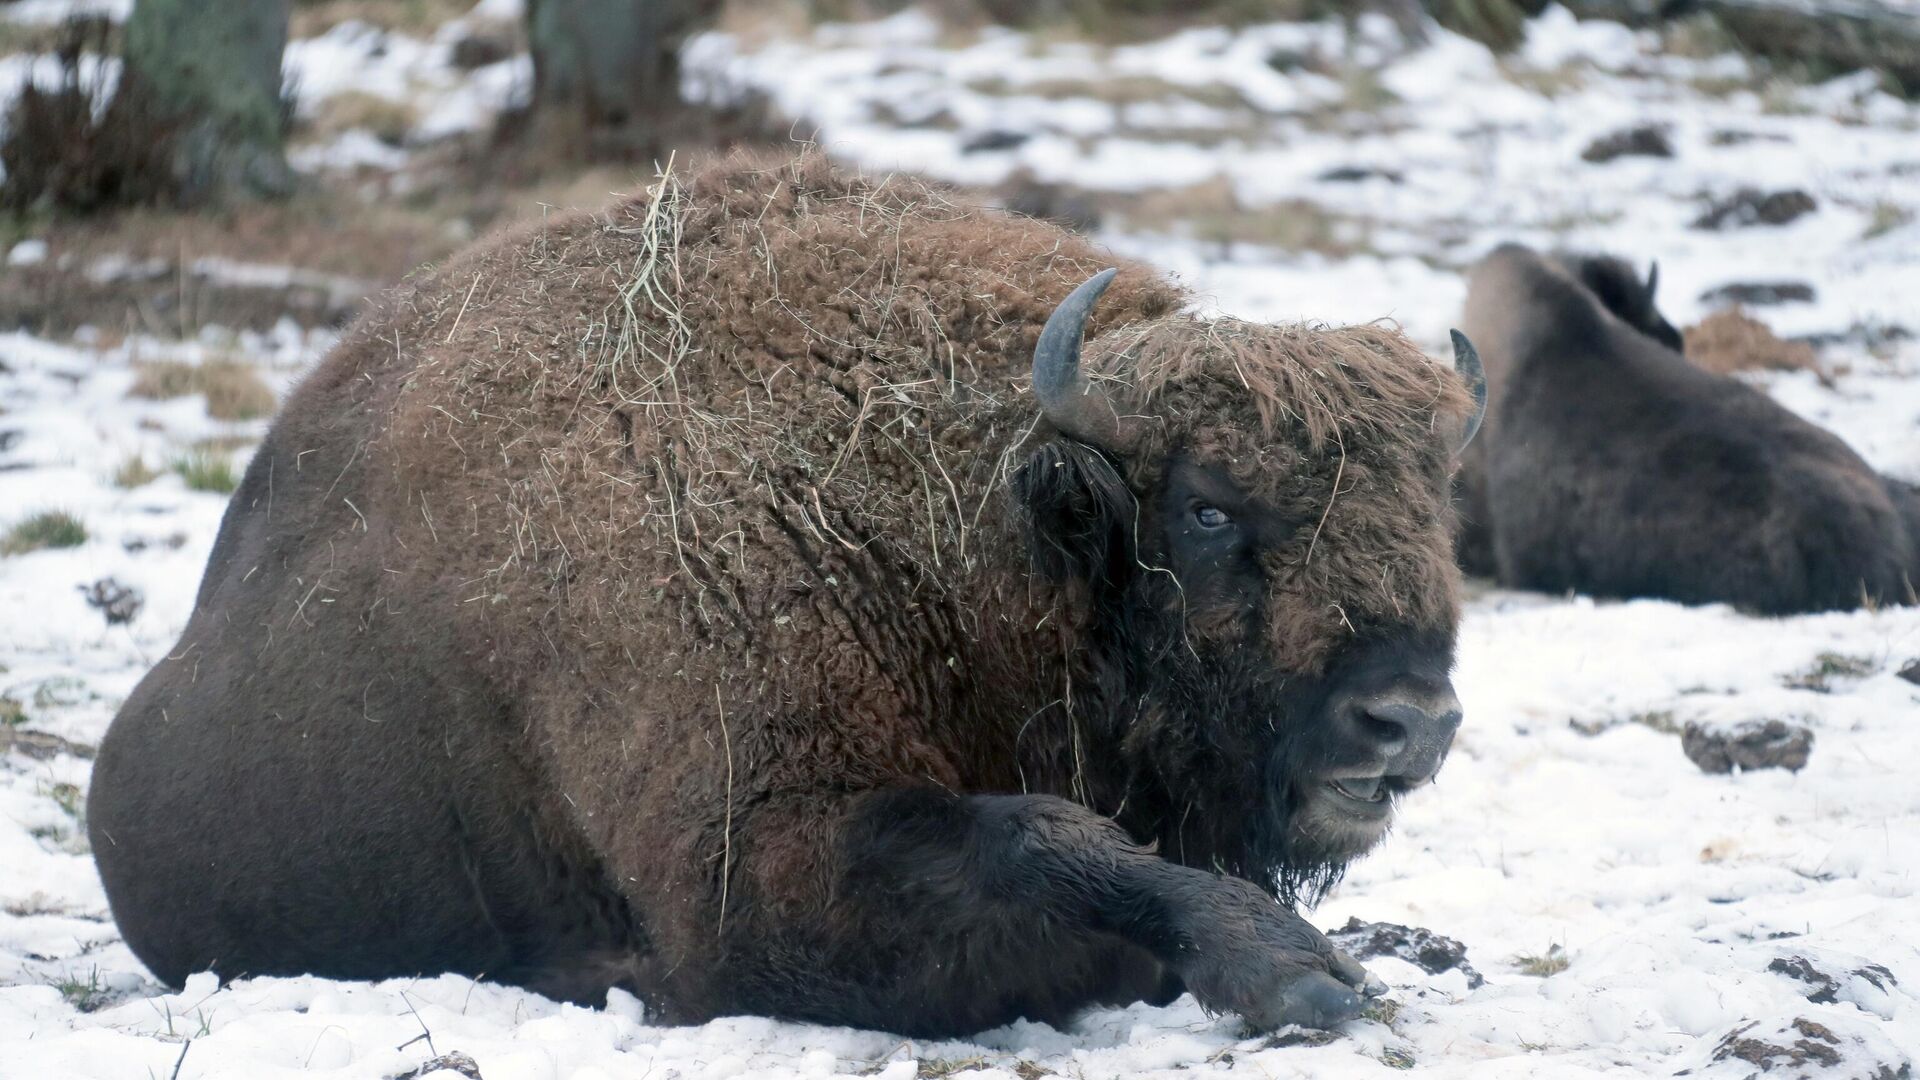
[4,2,1920,1078]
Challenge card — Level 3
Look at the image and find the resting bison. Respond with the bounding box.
[1455,242,1917,612]
[90,155,1485,1036]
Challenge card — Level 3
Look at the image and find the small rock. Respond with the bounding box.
[1897,659,1920,685]
[1682,718,1813,774]
[0,727,96,761]
[449,29,514,70]
[1699,281,1817,307]
[1692,188,1818,230]
[1581,125,1673,163]
[79,577,143,625]
[1316,165,1404,184]
[1329,917,1484,989]
[960,129,1030,155]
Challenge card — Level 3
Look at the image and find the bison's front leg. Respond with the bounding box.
[736,788,1381,1034]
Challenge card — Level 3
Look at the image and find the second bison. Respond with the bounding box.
[1456,242,1917,613]
[90,154,1484,1036]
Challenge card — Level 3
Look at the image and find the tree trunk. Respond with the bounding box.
[120,0,292,202]
[525,0,718,159]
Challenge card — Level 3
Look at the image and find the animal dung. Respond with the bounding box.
[1681,718,1813,774]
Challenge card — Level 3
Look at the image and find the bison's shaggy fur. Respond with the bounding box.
[90,153,1476,1036]
[1454,243,1917,613]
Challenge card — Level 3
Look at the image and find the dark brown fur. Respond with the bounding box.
[1454,243,1917,612]
[90,153,1475,1035]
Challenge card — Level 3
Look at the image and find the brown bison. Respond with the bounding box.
[89,154,1485,1037]
[1454,242,1917,613]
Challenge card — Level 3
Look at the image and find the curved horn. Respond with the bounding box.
[1645,260,1660,299]
[1449,329,1487,452]
[1032,268,1138,448]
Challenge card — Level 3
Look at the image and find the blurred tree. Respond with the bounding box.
[526,0,719,158]
[120,0,292,201]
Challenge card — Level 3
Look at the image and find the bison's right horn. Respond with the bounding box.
[1032,268,1141,449]
[1449,329,1487,452]
[1645,260,1660,299]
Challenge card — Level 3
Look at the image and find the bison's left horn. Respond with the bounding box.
[1033,268,1141,449]
[1449,329,1487,452]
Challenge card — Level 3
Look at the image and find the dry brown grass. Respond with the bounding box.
[129,358,277,420]
[301,91,420,147]
[291,0,478,38]
[1684,308,1822,379]
[111,456,160,489]
[1118,177,1370,258]
[968,74,1250,110]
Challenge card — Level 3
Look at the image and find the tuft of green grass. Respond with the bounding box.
[1786,652,1875,693]
[53,967,105,1012]
[1864,201,1913,240]
[1514,944,1569,977]
[2,510,87,556]
[46,780,84,821]
[0,695,24,727]
[112,455,160,489]
[172,451,239,494]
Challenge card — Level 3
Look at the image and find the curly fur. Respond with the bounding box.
[89,151,1474,1033]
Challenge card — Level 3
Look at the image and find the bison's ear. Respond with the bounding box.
[1013,441,1137,585]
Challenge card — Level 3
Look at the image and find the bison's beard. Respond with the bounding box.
[1102,634,1377,908]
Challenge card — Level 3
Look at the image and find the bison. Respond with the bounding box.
[89,154,1485,1037]
[1454,242,1917,612]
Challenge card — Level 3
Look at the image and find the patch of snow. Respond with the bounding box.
[6,239,47,267]
[0,0,131,26]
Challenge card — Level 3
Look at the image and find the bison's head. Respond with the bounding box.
[1557,252,1682,353]
[1016,270,1486,900]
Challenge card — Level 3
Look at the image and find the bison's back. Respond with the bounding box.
[1487,312,1914,612]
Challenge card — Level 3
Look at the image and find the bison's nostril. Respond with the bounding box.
[1357,704,1419,755]
[1341,695,1463,784]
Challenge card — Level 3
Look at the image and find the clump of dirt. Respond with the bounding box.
[1684,307,1823,379]
[1698,280,1817,307]
[1329,917,1484,988]
[1709,1017,1909,1079]
[1692,187,1818,229]
[1768,955,1898,1005]
[1682,718,1813,774]
[78,578,143,625]
[1581,124,1673,163]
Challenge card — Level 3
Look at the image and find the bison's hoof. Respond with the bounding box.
[1265,970,1367,1030]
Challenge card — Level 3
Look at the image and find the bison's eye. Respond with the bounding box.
[1193,504,1231,530]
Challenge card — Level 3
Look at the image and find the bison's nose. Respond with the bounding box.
[1339,689,1462,788]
